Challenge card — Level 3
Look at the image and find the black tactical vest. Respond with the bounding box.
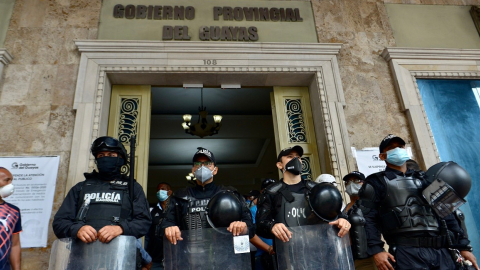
[378,174,439,236]
[175,188,212,230]
[78,178,132,231]
[275,192,312,227]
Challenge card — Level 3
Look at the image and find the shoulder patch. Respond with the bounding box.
[305,180,317,190]
[265,182,284,195]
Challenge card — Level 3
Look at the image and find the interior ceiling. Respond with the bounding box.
[147,87,278,204]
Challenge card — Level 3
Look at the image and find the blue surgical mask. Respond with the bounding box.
[157,190,169,202]
[386,147,409,166]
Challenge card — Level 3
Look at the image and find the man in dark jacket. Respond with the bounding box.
[162,147,254,244]
[146,182,173,270]
[356,134,478,270]
[52,136,151,243]
[256,145,350,242]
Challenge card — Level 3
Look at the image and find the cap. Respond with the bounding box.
[192,147,216,165]
[246,190,260,198]
[261,178,276,190]
[379,134,406,153]
[342,171,366,182]
[315,174,337,187]
[277,145,304,162]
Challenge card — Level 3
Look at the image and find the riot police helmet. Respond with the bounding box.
[425,161,471,199]
[307,183,343,222]
[206,190,243,228]
[91,136,128,165]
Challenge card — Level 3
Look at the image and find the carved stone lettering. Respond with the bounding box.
[136,5,147,19]
[163,25,173,40]
[113,4,124,18]
[174,6,184,20]
[125,5,135,19]
[248,27,258,41]
[163,6,173,20]
[233,7,243,21]
[259,8,269,21]
[185,6,195,20]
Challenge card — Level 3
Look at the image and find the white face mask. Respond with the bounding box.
[0,184,15,198]
[346,183,362,196]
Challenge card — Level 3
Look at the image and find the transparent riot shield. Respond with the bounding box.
[163,227,252,270]
[48,235,137,270]
[276,223,355,270]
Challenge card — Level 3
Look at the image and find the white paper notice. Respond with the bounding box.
[1,156,60,248]
[233,235,250,254]
[353,147,412,177]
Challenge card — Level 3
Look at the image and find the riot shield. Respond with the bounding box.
[48,235,137,270]
[276,223,355,270]
[163,227,252,270]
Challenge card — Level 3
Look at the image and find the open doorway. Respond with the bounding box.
[146,87,277,204]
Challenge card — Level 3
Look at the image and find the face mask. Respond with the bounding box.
[346,183,362,196]
[157,190,169,202]
[386,147,410,166]
[0,184,14,198]
[96,157,124,176]
[194,166,214,183]
[284,157,302,175]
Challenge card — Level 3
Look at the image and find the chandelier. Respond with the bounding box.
[186,173,196,181]
[182,88,222,138]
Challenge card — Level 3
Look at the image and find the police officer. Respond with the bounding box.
[146,182,173,270]
[162,147,254,244]
[355,134,478,270]
[52,136,151,243]
[256,145,350,243]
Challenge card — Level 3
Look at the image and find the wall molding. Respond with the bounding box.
[382,47,480,169]
[0,48,13,82]
[68,41,353,193]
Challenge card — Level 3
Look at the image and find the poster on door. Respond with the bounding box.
[0,156,60,248]
[351,147,412,178]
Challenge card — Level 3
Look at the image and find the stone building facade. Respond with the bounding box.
[1,0,480,268]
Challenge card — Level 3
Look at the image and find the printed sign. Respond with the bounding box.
[352,147,412,177]
[1,156,60,248]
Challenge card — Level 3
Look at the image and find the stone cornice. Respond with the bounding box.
[74,40,342,55]
[0,48,13,65]
[381,47,480,62]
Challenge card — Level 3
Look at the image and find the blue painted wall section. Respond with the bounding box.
[418,79,480,258]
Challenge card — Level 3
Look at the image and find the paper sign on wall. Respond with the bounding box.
[1,156,60,248]
[351,148,412,177]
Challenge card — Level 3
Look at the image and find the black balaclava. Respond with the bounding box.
[96,156,124,180]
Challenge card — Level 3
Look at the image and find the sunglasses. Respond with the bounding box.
[193,161,214,167]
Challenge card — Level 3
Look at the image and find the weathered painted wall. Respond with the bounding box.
[0,0,15,47]
[386,4,480,49]
[1,0,480,268]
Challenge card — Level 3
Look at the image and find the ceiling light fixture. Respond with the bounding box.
[186,173,196,181]
[182,88,222,138]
